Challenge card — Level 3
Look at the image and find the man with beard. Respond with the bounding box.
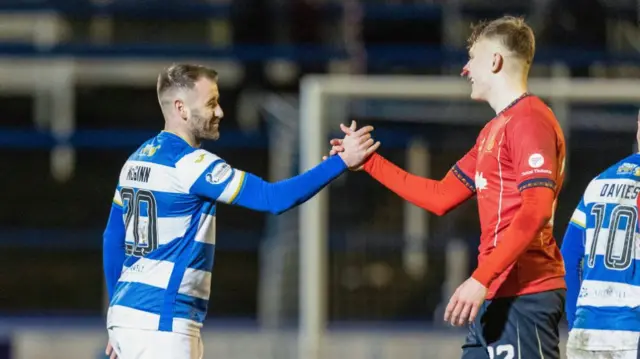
[101,64,380,359]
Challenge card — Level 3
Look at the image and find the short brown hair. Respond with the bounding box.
[467,16,535,65]
[156,64,218,98]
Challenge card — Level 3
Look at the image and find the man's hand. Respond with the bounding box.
[323,121,379,170]
[444,276,487,326]
[106,341,118,359]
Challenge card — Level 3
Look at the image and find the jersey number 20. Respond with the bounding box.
[121,187,159,257]
[589,203,637,270]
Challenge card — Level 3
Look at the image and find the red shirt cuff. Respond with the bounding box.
[363,152,381,173]
[471,267,493,288]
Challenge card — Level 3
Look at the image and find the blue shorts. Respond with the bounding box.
[461,289,565,359]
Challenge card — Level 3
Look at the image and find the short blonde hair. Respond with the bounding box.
[467,16,536,66]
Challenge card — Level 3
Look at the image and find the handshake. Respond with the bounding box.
[323,121,381,170]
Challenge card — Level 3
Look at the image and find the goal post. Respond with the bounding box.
[298,74,640,359]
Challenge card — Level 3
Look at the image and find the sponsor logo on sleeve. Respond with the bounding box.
[206,163,232,184]
[528,153,544,168]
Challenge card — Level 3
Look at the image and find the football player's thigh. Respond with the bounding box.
[616,350,639,359]
[461,301,491,359]
[108,328,202,359]
[461,299,525,359]
[566,348,638,359]
[482,318,536,359]
[470,291,563,359]
[460,314,529,359]
[108,327,148,359]
[504,290,563,359]
[565,348,597,359]
[461,324,491,359]
[141,331,202,359]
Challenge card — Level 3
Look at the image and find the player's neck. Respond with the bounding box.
[488,80,528,115]
[163,125,200,148]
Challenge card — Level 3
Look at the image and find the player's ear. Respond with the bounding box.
[491,53,503,73]
[174,99,188,120]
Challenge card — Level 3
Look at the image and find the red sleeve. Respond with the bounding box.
[509,116,559,192]
[472,186,555,286]
[454,143,478,192]
[362,152,474,216]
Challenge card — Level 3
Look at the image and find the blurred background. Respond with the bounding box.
[0,0,638,358]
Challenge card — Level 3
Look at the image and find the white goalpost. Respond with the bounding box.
[298,74,640,359]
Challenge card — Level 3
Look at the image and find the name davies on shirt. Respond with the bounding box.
[599,182,640,200]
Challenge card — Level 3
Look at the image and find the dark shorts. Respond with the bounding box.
[461,289,565,359]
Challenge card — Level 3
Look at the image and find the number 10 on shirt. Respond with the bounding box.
[588,203,637,270]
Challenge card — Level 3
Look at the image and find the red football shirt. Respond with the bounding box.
[455,94,566,299]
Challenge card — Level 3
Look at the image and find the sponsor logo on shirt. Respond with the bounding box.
[140,144,160,157]
[521,168,552,176]
[616,162,639,176]
[475,172,488,192]
[206,162,232,184]
[195,153,206,163]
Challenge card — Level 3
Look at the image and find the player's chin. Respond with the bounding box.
[469,89,484,102]
[207,131,220,141]
[199,129,220,141]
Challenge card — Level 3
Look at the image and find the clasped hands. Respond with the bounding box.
[326,121,487,327]
[323,121,380,170]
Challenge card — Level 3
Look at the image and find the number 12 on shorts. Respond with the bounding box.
[488,344,515,359]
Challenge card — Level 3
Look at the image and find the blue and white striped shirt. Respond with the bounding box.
[562,153,640,351]
[104,131,347,335]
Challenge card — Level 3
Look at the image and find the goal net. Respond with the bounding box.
[296,74,640,359]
